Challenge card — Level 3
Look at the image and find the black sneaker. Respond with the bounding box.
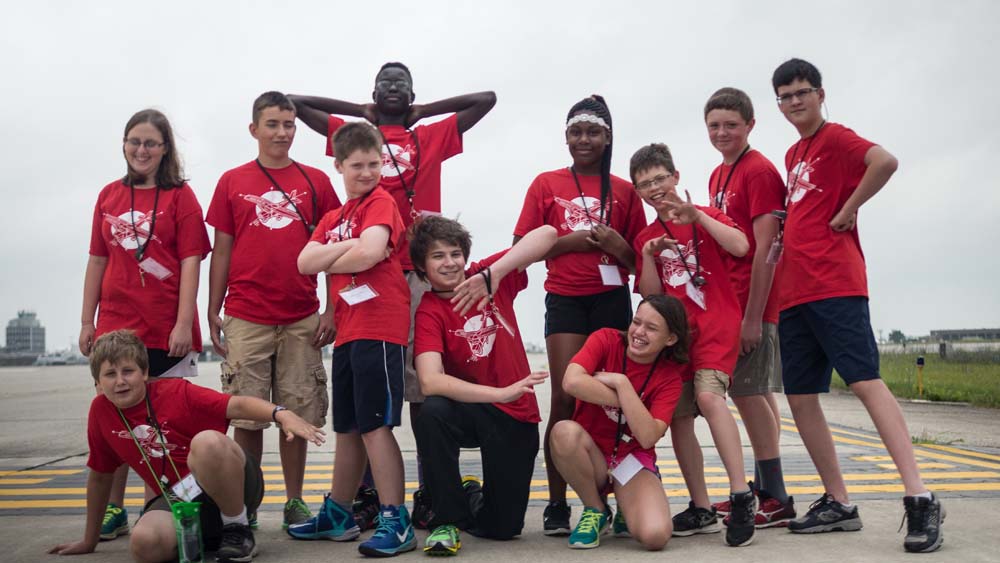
[902,493,945,553]
[725,490,756,547]
[352,485,380,532]
[789,493,863,534]
[672,501,721,536]
[543,500,571,536]
[412,485,435,530]
[462,475,485,521]
[215,523,257,563]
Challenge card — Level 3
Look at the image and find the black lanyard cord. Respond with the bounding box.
[570,166,610,228]
[336,188,376,242]
[254,159,318,235]
[611,345,663,463]
[129,185,161,262]
[778,121,827,239]
[713,145,752,209]
[656,218,705,288]
[384,130,421,217]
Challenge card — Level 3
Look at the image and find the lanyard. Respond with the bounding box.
[712,145,751,209]
[656,218,705,288]
[115,390,184,504]
[776,121,827,241]
[129,185,161,262]
[255,159,318,235]
[569,166,610,228]
[383,130,422,220]
[610,344,662,465]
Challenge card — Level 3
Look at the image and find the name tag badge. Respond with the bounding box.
[139,257,173,281]
[686,280,707,310]
[766,240,784,265]
[171,472,202,502]
[610,453,644,486]
[340,283,378,306]
[598,264,624,286]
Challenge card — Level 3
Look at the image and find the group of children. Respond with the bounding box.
[51,58,945,563]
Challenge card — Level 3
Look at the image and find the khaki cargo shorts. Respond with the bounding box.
[672,369,731,419]
[730,322,783,397]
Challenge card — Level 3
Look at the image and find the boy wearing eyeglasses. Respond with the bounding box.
[289,62,496,529]
[206,91,342,531]
[772,58,943,553]
[702,87,795,528]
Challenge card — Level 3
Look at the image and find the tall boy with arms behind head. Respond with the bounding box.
[290,64,496,526]
[702,87,794,527]
[206,91,341,530]
[772,58,943,552]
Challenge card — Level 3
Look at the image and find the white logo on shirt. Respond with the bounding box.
[601,405,633,443]
[381,143,416,177]
[242,189,306,230]
[554,196,610,232]
[450,311,500,362]
[655,242,706,287]
[327,219,357,242]
[113,424,178,458]
[104,209,162,250]
[787,157,823,204]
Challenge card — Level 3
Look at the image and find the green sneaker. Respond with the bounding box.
[100,503,129,541]
[612,508,630,537]
[568,507,608,549]
[248,510,259,530]
[424,524,461,556]
[284,497,313,530]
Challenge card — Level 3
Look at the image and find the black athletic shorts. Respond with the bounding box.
[544,286,633,337]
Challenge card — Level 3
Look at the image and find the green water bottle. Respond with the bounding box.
[172,501,204,563]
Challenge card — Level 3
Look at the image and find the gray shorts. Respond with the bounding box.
[404,270,430,403]
[729,322,783,397]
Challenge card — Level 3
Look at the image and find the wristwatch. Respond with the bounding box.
[272,405,288,422]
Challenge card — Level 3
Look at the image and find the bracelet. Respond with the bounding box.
[479,267,493,297]
[272,405,287,423]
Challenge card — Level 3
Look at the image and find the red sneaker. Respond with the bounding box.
[754,494,796,528]
[712,498,731,518]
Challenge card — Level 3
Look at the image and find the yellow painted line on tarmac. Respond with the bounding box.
[911,449,1000,470]
[0,479,49,485]
[852,455,895,462]
[877,462,955,470]
[0,487,145,496]
[918,444,1000,463]
[0,470,83,477]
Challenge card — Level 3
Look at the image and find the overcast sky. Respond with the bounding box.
[2,1,997,352]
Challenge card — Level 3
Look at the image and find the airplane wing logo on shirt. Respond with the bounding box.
[242,189,305,230]
[450,310,500,362]
[656,241,707,288]
[326,218,357,243]
[787,157,823,204]
[112,424,178,459]
[381,143,416,177]
[554,196,603,232]
[105,209,161,250]
[601,405,633,443]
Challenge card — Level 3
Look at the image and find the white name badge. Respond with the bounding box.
[340,283,378,306]
[418,210,442,219]
[610,453,644,487]
[171,472,203,502]
[598,264,624,286]
[686,280,707,310]
[139,257,173,281]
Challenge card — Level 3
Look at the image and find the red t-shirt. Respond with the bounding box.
[310,187,409,346]
[570,328,683,460]
[206,161,341,325]
[779,123,876,310]
[708,150,786,324]
[86,379,230,490]
[326,115,463,271]
[413,251,539,424]
[89,181,211,351]
[514,168,647,296]
[633,207,742,377]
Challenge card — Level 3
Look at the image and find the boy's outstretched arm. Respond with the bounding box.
[287,94,375,136]
[417,351,548,404]
[830,145,898,232]
[226,396,327,446]
[407,91,497,133]
[48,470,114,555]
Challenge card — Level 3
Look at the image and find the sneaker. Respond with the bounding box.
[461,476,484,521]
[755,492,796,528]
[568,507,609,549]
[672,501,721,536]
[424,524,461,556]
[412,486,435,530]
[612,508,630,538]
[788,493,863,534]
[358,504,417,557]
[99,503,129,541]
[283,497,313,530]
[712,480,754,517]
[247,510,258,530]
[287,493,361,541]
[725,490,757,547]
[354,486,381,531]
[543,500,571,536]
[216,523,257,563]
[902,493,945,553]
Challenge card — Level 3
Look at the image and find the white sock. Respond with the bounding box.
[221,506,248,526]
[914,491,933,500]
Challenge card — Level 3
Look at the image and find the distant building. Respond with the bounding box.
[6,310,45,354]
[929,328,1000,342]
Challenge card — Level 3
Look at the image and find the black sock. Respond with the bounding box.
[757,458,788,504]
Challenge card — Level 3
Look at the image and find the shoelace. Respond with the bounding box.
[575,510,603,535]
[220,525,248,547]
[428,525,457,541]
[102,506,122,525]
[898,501,927,534]
[807,493,835,513]
[371,514,399,538]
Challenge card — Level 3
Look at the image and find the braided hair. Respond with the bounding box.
[566,95,613,224]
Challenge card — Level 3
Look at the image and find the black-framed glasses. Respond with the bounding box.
[125,138,166,150]
[635,173,673,192]
[777,88,819,105]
